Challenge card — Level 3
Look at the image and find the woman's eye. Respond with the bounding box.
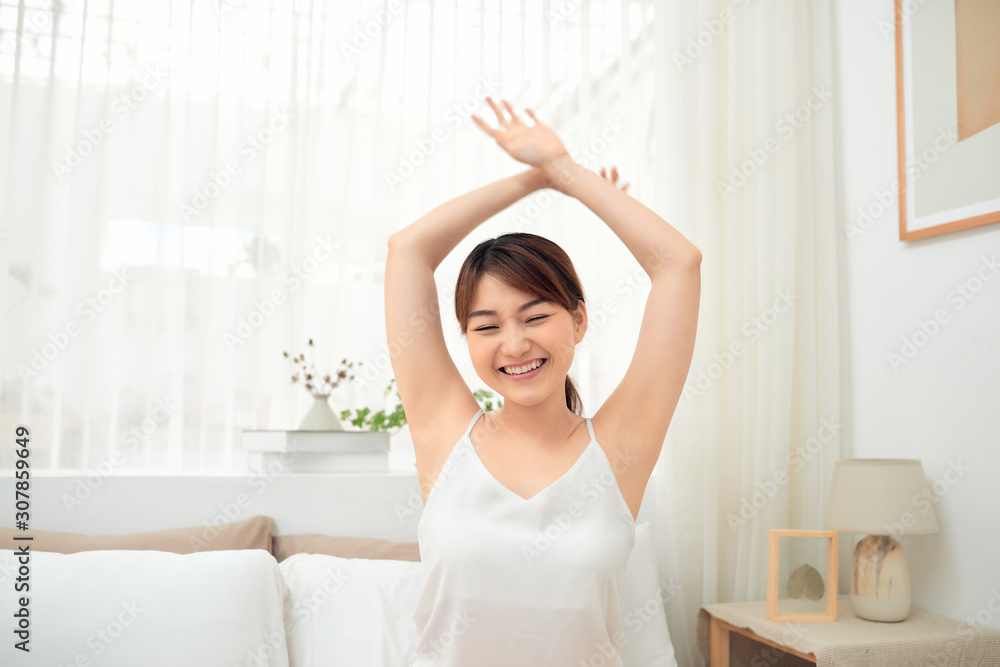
[474,315,548,332]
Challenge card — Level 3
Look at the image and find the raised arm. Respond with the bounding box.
[543,142,701,468]
[473,97,701,273]
[385,168,546,466]
[544,155,702,271]
[473,97,701,481]
[388,169,546,269]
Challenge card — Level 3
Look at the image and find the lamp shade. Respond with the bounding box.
[824,459,939,536]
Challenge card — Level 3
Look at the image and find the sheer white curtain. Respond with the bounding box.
[0,0,660,469]
[1,0,848,663]
[645,1,852,665]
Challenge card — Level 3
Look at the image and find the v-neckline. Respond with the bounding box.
[463,424,596,503]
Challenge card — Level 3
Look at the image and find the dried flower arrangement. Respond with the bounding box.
[283,338,361,398]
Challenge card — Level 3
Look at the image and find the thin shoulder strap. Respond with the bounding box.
[463,407,484,441]
[586,416,596,442]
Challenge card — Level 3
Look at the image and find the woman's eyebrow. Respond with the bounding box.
[469,297,547,319]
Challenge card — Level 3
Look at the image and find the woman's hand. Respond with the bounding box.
[472,97,569,169]
[599,165,630,193]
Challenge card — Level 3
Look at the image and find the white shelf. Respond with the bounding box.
[241,429,390,453]
[241,429,392,473]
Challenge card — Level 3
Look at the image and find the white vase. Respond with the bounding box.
[297,393,344,431]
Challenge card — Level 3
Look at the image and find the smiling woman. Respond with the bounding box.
[383,98,699,667]
[456,234,588,414]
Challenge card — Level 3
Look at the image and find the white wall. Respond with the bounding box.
[832,0,1000,630]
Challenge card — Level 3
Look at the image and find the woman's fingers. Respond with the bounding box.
[485,96,509,127]
[483,98,539,127]
[599,165,630,193]
[502,99,520,123]
[471,114,499,138]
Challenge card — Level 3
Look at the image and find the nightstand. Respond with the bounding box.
[697,596,1000,667]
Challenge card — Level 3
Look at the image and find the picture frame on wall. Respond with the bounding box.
[894,0,1000,241]
[766,529,838,623]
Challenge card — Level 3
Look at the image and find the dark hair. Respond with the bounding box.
[455,232,585,415]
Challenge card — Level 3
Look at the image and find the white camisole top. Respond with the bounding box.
[412,407,636,667]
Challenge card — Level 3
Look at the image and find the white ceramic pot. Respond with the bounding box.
[297,393,344,431]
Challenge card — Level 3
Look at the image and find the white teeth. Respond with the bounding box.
[503,359,544,375]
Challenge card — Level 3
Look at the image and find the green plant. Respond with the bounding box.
[339,378,504,432]
[473,387,503,411]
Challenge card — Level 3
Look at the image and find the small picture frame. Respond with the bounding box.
[767,529,838,622]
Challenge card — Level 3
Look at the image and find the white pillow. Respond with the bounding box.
[0,548,288,666]
[619,521,679,666]
[279,553,424,666]
[278,522,676,667]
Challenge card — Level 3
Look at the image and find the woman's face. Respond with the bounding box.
[466,273,586,404]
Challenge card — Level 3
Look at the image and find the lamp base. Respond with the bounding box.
[850,593,909,622]
[851,534,911,622]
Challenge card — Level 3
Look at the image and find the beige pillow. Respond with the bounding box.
[272,534,419,563]
[0,515,274,554]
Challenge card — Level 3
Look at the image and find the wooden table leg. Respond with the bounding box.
[709,616,730,667]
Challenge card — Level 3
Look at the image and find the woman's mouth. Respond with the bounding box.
[499,358,547,380]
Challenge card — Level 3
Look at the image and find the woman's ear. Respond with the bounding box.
[573,300,587,343]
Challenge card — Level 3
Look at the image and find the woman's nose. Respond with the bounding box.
[500,325,530,356]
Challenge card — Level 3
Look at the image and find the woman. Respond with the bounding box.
[385,98,701,666]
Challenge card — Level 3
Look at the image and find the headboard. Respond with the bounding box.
[0,473,422,541]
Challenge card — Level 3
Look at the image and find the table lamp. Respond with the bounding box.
[824,459,939,622]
